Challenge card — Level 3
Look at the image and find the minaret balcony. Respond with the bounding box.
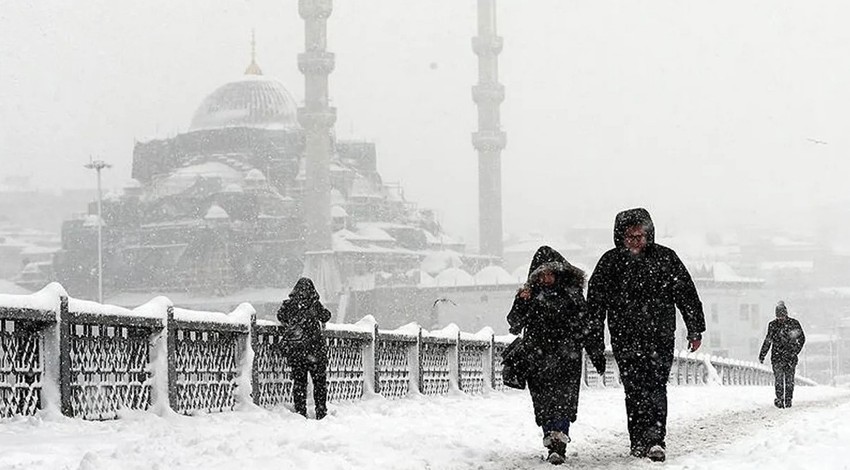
[298,107,338,129]
[472,83,505,105]
[298,52,336,75]
[299,0,333,20]
[472,36,504,56]
[472,130,507,152]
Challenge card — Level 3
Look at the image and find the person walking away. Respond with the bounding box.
[585,208,706,462]
[507,246,605,465]
[277,277,332,419]
[759,300,806,408]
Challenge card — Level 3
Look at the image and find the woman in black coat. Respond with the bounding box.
[277,277,332,419]
[507,246,597,464]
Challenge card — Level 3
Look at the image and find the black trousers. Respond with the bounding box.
[291,354,328,418]
[772,360,797,405]
[615,349,674,450]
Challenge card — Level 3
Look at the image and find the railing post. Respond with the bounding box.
[58,295,72,417]
[166,305,178,412]
[408,326,422,395]
[360,321,378,396]
[450,330,460,392]
[580,351,589,388]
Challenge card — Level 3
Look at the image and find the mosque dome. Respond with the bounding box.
[188,74,299,132]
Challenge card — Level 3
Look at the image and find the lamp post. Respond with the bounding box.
[84,158,111,303]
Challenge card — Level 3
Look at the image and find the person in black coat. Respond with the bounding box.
[277,277,333,419]
[507,246,601,465]
[759,301,806,408]
[585,208,706,462]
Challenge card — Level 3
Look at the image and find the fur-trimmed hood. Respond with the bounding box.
[613,207,656,249]
[527,245,585,289]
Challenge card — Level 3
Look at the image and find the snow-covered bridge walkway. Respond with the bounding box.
[2,385,849,470]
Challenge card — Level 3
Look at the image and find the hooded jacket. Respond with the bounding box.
[507,245,587,348]
[506,246,590,425]
[585,208,706,357]
[277,277,332,361]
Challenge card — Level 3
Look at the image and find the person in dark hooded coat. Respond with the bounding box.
[759,300,806,408]
[585,208,705,462]
[277,277,332,419]
[507,246,602,465]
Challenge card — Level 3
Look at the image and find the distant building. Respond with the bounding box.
[52,60,474,303]
[680,262,774,361]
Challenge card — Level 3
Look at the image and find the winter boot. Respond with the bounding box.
[543,431,569,465]
[774,398,785,409]
[646,444,666,462]
[630,445,647,458]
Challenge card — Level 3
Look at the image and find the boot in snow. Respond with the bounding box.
[543,431,569,465]
[647,444,666,462]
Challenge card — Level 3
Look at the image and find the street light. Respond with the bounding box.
[84,158,111,303]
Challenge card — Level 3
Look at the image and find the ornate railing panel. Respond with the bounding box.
[252,327,293,409]
[67,314,158,420]
[376,334,415,399]
[0,318,43,418]
[459,340,488,395]
[173,324,243,414]
[325,331,369,402]
[492,341,508,391]
[420,338,452,396]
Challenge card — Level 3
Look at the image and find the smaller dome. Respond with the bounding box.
[435,267,474,287]
[205,205,229,220]
[474,266,517,286]
[245,169,266,182]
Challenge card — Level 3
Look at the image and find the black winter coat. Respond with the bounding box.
[277,278,332,364]
[507,246,589,426]
[759,317,805,364]
[585,208,705,359]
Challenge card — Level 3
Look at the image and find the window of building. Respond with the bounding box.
[749,337,760,356]
[739,304,749,321]
[750,304,761,329]
[709,333,721,348]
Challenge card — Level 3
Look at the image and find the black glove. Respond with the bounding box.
[590,354,606,375]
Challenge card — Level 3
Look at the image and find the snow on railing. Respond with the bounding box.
[0,283,814,421]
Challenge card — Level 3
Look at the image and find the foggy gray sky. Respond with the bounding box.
[2,1,849,246]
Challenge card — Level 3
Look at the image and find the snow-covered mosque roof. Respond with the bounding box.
[473,265,518,286]
[434,267,475,287]
[420,250,464,275]
[189,75,299,132]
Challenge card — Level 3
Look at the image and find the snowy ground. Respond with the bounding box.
[1,385,849,470]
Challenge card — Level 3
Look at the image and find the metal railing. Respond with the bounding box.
[0,283,814,421]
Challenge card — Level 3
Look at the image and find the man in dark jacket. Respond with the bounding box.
[759,301,806,409]
[277,277,333,419]
[585,208,706,462]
